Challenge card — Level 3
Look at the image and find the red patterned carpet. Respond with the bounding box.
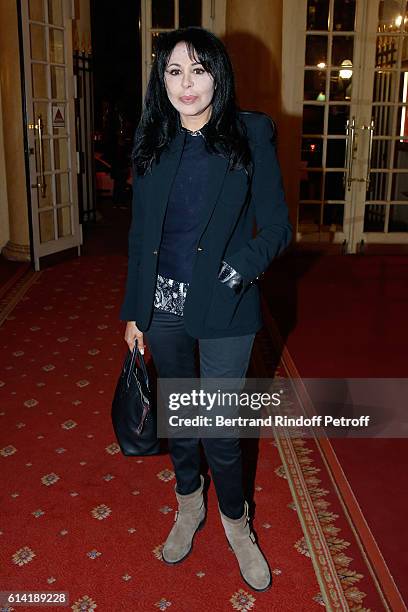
[0,254,402,611]
[261,251,408,607]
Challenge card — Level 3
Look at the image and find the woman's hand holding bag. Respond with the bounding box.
[111,343,161,456]
[124,321,145,353]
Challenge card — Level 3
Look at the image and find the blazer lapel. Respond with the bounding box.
[196,152,230,240]
[145,130,186,239]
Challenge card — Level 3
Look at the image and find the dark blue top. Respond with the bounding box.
[157,122,210,283]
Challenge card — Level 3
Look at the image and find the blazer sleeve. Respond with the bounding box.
[119,175,144,321]
[225,114,292,282]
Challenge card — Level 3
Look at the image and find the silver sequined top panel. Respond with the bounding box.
[153,274,188,317]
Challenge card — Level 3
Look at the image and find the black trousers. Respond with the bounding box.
[145,308,255,519]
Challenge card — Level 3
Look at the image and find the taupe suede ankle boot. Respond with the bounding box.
[162,475,206,564]
[219,501,271,591]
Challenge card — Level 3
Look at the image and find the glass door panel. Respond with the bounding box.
[389,203,408,228]
[30,24,47,60]
[333,0,356,31]
[306,0,330,31]
[22,0,81,269]
[39,210,55,242]
[29,0,44,21]
[47,0,63,26]
[57,206,72,237]
[288,0,408,249]
[355,0,408,246]
[49,28,65,63]
[298,0,364,242]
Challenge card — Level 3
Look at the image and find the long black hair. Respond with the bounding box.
[132,26,253,178]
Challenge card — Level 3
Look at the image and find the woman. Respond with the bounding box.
[120,26,292,592]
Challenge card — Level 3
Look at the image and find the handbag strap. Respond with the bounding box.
[125,346,149,391]
[136,347,149,390]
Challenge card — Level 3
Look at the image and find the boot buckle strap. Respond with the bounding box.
[174,510,179,522]
[249,531,256,544]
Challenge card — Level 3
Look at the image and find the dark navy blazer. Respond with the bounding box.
[120,111,292,339]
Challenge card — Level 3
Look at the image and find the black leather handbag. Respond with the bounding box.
[111,346,161,456]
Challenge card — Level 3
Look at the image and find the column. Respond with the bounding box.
[0,0,30,262]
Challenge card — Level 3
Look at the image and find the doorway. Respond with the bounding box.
[284,0,408,253]
[20,0,81,270]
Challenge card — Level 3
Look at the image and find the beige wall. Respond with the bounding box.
[225,0,282,118]
[224,0,297,228]
[0,0,92,261]
[0,81,10,250]
[0,0,30,261]
[73,0,91,52]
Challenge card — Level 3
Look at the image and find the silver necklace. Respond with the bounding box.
[183,127,203,137]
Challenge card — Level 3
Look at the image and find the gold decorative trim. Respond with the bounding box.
[0,268,41,327]
[252,328,379,611]
[257,296,406,610]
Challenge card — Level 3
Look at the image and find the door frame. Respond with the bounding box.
[20,0,81,270]
[141,0,226,98]
[282,0,408,252]
[352,0,408,249]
